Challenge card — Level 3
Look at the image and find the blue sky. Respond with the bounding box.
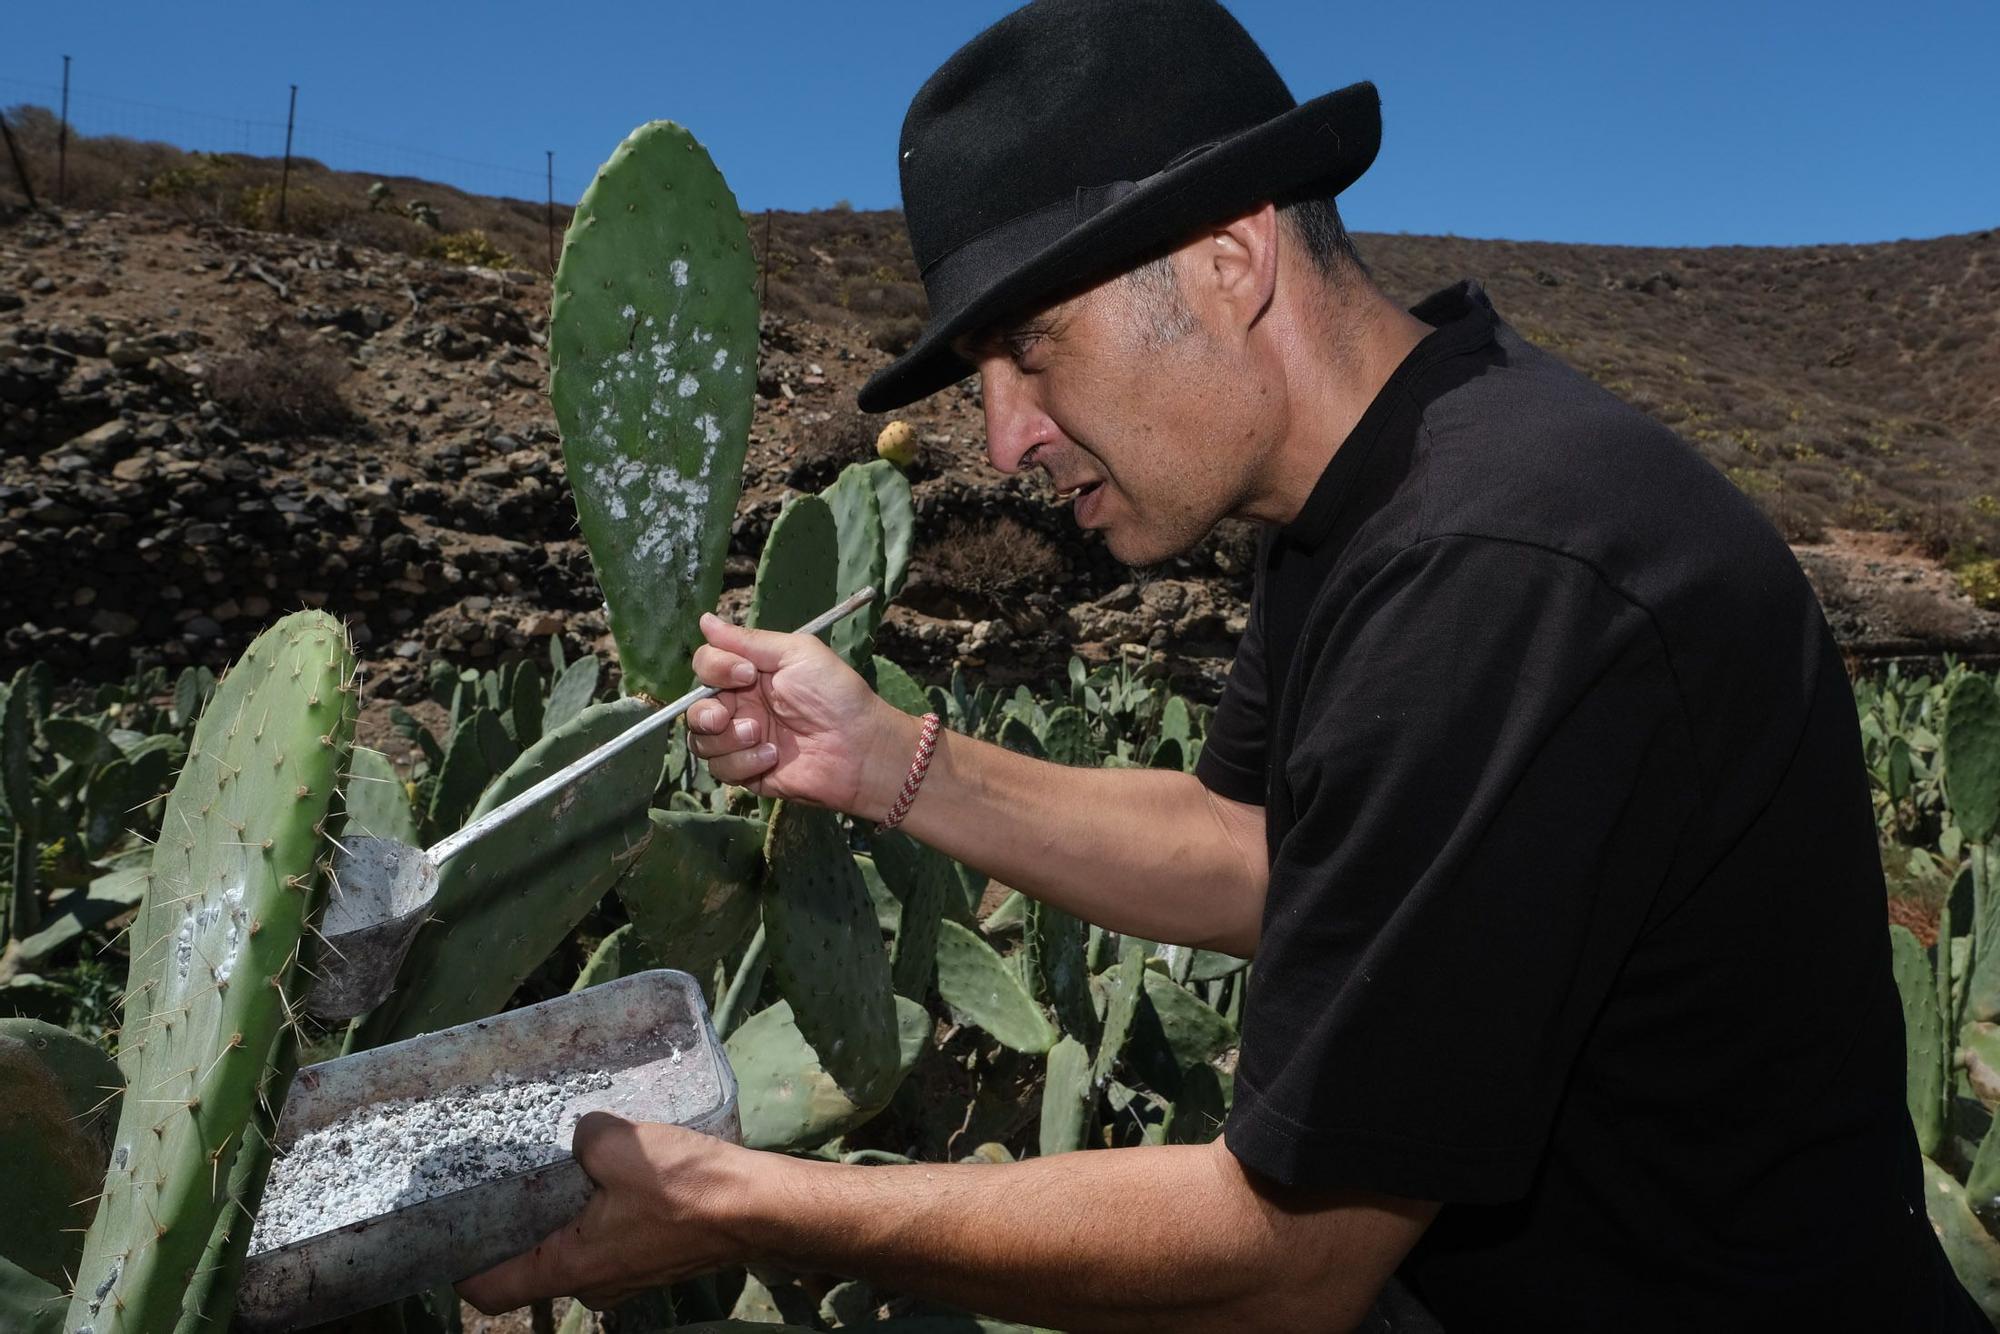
[6,1,1996,247]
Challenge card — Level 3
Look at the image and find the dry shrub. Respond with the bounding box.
[785,404,883,489]
[924,517,1066,599]
[1882,587,1976,642]
[427,228,515,269]
[209,329,358,439]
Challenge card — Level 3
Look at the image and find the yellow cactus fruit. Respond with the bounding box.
[875,420,918,469]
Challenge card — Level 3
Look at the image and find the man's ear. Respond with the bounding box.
[1183,202,1279,339]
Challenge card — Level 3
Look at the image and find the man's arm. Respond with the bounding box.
[688,614,1269,955]
[459,1116,1437,1332]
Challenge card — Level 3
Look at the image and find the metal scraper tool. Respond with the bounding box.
[306,586,878,1020]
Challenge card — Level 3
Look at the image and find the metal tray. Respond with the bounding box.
[237,969,738,1331]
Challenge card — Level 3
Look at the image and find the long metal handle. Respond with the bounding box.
[425,586,878,869]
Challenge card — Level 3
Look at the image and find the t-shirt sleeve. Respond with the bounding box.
[1193,547,1271,806]
[1223,536,1701,1204]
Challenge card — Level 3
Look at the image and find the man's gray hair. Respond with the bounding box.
[1120,194,1367,345]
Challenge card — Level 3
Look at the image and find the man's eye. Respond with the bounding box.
[1007,335,1044,365]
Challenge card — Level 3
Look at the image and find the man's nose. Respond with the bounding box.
[980,366,1045,475]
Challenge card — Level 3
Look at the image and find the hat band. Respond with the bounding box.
[918,141,1221,326]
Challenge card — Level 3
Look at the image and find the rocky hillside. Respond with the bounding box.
[3,194,1998,740]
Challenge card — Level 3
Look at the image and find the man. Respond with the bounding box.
[464,1,1984,1328]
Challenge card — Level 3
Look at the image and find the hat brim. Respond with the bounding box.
[857,80,1380,413]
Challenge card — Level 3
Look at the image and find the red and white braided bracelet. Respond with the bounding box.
[876,712,942,833]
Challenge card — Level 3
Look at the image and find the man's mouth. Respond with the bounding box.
[1053,479,1103,502]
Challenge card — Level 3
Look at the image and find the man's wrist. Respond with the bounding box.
[857,702,927,826]
[688,1136,795,1270]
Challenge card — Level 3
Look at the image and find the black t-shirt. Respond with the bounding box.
[1194,281,1982,1330]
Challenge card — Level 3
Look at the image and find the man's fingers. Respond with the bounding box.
[692,643,759,692]
[689,717,760,759]
[571,1111,650,1180]
[686,698,735,734]
[700,612,811,671]
[457,1208,594,1314]
[704,743,779,785]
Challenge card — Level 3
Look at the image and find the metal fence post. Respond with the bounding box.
[0,110,39,211]
[278,83,297,226]
[759,208,773,307]
[57,55,70,208]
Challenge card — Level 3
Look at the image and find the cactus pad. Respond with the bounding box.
[1032,902,1097,1047]
[338,746,416,846]
[1890,925,1946,1157]
[616,810,765,983]
[863,460,915,602]
[1127,967,1237,1098]
[819,465,887,668]
[1041,707,1095,767]
[725,997,929,1151]
[551,121,758,702]
[748,495,838,634]
[70,611,355,1334]
[871,832,955,998]
[934,920,1055,1055]
[358,698,666,1045]
[1092,934,1147,1084]
[1945,676,2000,846]
[0,1019,121,1286]
[872,657,930,720]
[1926,1157,2000,1321]
[761,802,901,1098]
[572,924,659,992]
[1038,1035,1092,1157]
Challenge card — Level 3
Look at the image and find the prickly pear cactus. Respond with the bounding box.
[68,611,355,1334]
[1945,675,2000,845]
[863,460,915,603]
[872,657,930,720]
[1039,1035,1092,1157]
[1890,925,1947,1157]
[761,801,901,1098]
[0,1019,121,1287]
[749,494,838,634]
[616,810,765,985]
[934,919,1055,1055]
[819,465,886,668]
[551,121,758,704]
[725,997,929,1151]
[1926,1158,2000,1322]
[357,698,666,1045]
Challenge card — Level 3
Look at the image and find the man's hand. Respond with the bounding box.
[687,612,918,820]
[456,1113,754,1314]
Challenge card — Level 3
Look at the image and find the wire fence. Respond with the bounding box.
[0,69,593,207]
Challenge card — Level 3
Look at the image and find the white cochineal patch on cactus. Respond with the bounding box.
[582,451,715,571]
[165,878,252,999]
[569,280,753,574]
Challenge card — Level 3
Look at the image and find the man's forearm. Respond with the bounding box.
[738,1139,1415,1334]
[863,712,1266,954]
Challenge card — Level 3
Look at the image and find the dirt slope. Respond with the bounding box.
[3,196,1997,731]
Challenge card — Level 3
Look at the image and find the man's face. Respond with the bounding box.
[952,258,1265,567]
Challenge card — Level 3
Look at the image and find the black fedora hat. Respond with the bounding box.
[857,0,1380,413]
